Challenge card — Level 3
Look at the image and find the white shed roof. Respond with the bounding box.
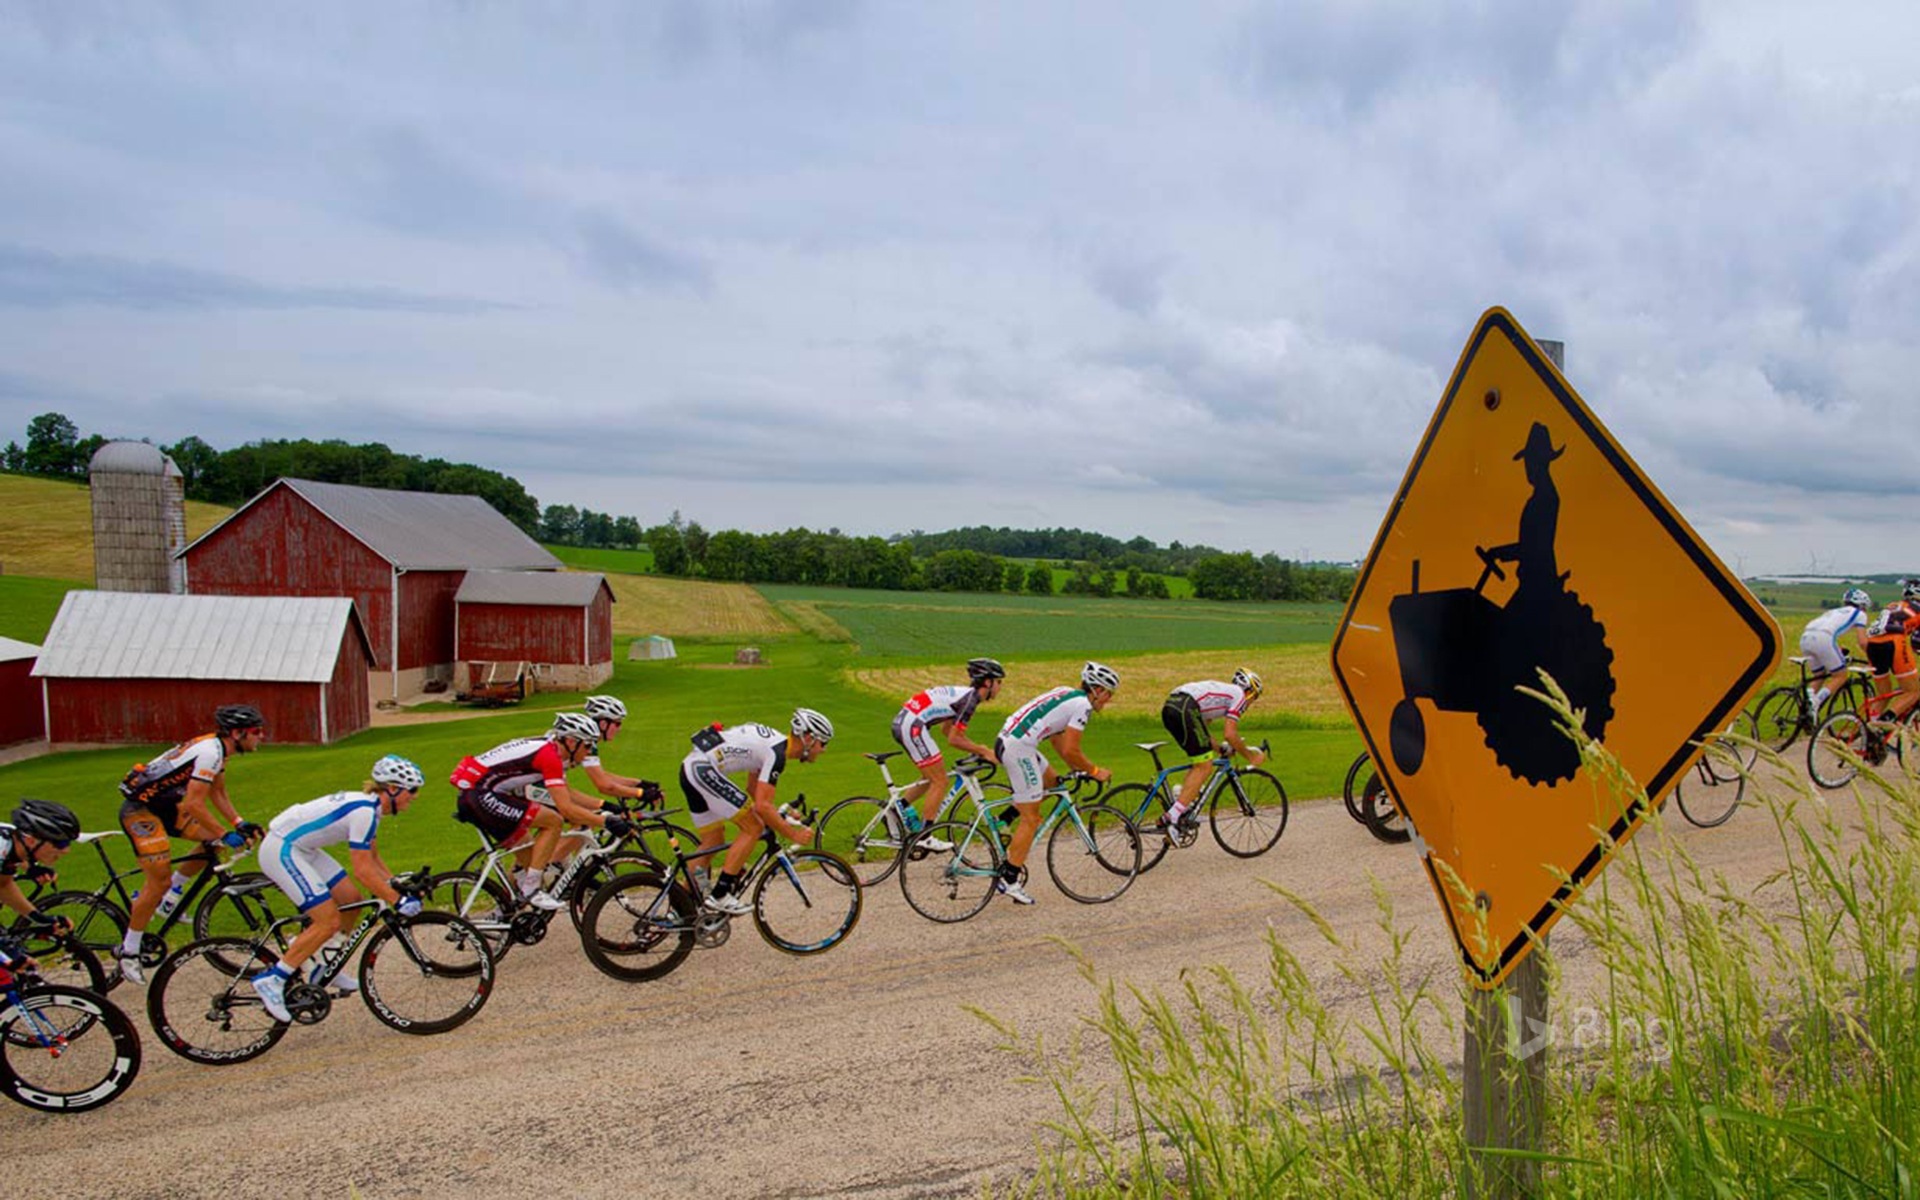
[0,636,40,664]
[456,571,611,607]
[33,592,371,682]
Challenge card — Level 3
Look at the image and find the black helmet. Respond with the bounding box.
[214,704,265,733]
[966,657,1006,684]
[10,798,79,846]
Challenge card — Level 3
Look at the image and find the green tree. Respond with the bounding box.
[164,435,219,494]
[1025,563,1054,595]
[24,412,80,477]
[1190,552,1264,601]
[1003,560,1026,593]
[647,523,688,575]
[540,504,581,545]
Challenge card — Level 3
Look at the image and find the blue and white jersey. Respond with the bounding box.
[266,791,382,853]
[1804,605,1868,643]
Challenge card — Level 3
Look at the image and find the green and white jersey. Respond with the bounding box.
[998,687,1094,746]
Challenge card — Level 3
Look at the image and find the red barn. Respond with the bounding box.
[0,637,45,749]
[32,592,375,746]
[455,571,615,692]
[178,478,559,700]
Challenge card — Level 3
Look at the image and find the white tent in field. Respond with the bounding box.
[628,635,677,661]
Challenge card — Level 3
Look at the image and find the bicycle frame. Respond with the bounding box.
[940,774,1103,881]
[1116,742,1257,822]
[623,811,822,935]
[35,831,259,942]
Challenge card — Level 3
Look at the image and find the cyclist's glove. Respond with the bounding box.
[22,910,56,932]
[22,862,56,886]
[638,780,665,808]
[236,820,265,844]
[602,813,634,838]
[221,829,248,849]
[396,895,423,918]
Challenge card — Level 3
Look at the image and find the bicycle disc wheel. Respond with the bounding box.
[420,870,517,962]
[1808,710,1869,790]
[753,850,862,955]
[578,869,698,982]
[0,985,143,1113]
[815,796,905,887]
[898,821,1000,923]
[1047,804,1141,904]
[147,937,288,1065]
[1102,783,1172,873]
[357,913,494,1035]
[1750,686,1807,753]
[26,893,129,990]
[1209,769,1289,858]
[194,874,300,972]
[1360,772,1412,844]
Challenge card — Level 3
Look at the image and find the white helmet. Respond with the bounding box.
[371,754,425,791]
[583,695,628,722]
[1232,667,1264,698]
[550,712,601,744]
[1844,588,1871,611]
[1081,661,1120,692]
[791,708,834,744]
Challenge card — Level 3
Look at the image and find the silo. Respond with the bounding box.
[89,440,188,593]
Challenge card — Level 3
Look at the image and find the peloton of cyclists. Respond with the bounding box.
[991,663,1118,906]
[1800,588,1873,713]
[1159,668,1268,836]
[891,657,1006,836]
[678,709,832,915]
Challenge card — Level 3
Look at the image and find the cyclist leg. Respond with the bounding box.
[117,800,194,979]
[681,761,755,909]
[1161,694,1215,822]
[1800,631,1846,708]
[995,743,1046,904]
[892,713,938,818]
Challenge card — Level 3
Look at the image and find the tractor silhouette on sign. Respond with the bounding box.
[1386,421,1615,786]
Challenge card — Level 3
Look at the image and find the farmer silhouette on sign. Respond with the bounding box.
[1386,421,1615,785]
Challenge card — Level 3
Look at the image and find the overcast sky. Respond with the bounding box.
[3,2,1917,574]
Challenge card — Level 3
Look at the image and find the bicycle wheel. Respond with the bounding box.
[146,937,288,1065]
[1750,686,1807,752]
[1209,769,1289,858]
[421,870,517,962]
[357,913,494,1035]
[898,821,1000,924]
[815,796,905,887]
[1341,751,1373,824]
[1697,710,1760,784]
[566,851,659,932]
[5,924,110,1003]
[577,868,698,982]
[629,816,699,869]
[1047,804,1141,904]
[1808,710,1870,790]
[1360,772,1412,844]
[0,985,143,1113]
[753,850,863,955]
[942,782,1014,830]
[193,873,300,971]
[27,893,129,989]
[1102,783,1172,874]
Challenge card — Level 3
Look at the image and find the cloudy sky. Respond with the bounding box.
[3,2,1917,574]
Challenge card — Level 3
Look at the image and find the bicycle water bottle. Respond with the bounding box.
[152,884,186,921]
[902,806,924,835]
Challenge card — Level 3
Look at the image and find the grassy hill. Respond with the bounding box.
[0,472,232,581]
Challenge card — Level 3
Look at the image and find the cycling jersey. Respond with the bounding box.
[450,738,569,797]
[1865,602,1920,679]
[998,688,1094,746]
[0,823,18,879]
[892,684,983,766]
[260,792,379,912]
[1801,605,1868,675]
[119,733,226,831]
[1170,681,1254,723]
[678,724,788,825]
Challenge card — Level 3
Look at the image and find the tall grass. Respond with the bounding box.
[989,725,1920,1197]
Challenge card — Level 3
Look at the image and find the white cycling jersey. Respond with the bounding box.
[266,791,382,854]
[1170,680,1254,722]
[898,685,983,730]
[681,724,789,786]
[998,687,1094,746]
[1804,605,1868,642]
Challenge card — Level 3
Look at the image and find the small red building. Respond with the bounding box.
[178,478,560,700]
[0,637,45,749]
[32,592,375,746]
[455,571,615,692]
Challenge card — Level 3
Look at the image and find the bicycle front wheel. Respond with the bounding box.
[815,796,905,887]
[1750,686,1807,752]
[358,913,495,1035]
[1808,710,1869,790]
[753,850,862,955]
[567,851,659,932]
[1048,804,1141,904]
[1360,772,1412,844]
[1,985,143,1113]
[578,869,697,982]
[898,821,1000,924]
[27,893,129,990]
[1102,783,1172,874]
[1341,751,1373,824]
[1209,769,1289,858]
[147,937,287,1065]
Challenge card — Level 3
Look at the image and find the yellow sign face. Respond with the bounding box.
[1331,308,1780,989]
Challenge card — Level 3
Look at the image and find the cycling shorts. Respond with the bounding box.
[1866,636,1915,680]
[890,711,943,768]
[679,760,750,828]
[118,799,217,861]
[994,736,1048,804]
[259,834,347,913]
[1160,692,1214,758]
[455,787,540,846]
[1798,630,1848,677]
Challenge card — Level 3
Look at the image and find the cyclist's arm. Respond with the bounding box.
[348,846,401,906]
[1219,716,1266,765]
[1049,728,1109,783]
[547,781,617,830]
[942,723,995,762]
[177,776,235,837]
[0,875,34,920]
[746,779,813,844]
[581,761,648,802]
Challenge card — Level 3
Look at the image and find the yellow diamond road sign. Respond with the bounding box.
[1331,307,1781,989]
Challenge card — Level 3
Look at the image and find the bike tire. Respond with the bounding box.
[1808,710,1869,790]
[0,984,143,1113]
[940,781,1014,830]
[898,820,1000,924]
[1672,762,1743,828]
[193,873,299,973]
[357,913,495,1035]
[1209,769,1289,858]
[1750,685,1807,753]
[577,868,698,982]
[420,870,518,963]
[1102,783,1172,873]
[753,850,863,955]
[1047,804,1140,904]
[566,851,661,933]
[815,796,905,888]
[1360,772,1412,845]
[24,893,129,991]
[8,909,114,1001]
[146,937,288,1066]
[1697,710,1759,785]
[1341,751,1373,824]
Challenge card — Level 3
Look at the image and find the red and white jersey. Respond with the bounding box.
[898,684,982,731]
[1170,680,1254,722]
[120,733,226,802]
[451,737,569,796]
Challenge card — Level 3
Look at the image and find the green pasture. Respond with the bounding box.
[544,543,655,575]
[0,574,83,642]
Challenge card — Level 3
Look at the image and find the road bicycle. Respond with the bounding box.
[1339,750,1411,845]
[1668,708,1761,828]
[27,830,293,985]
[1750,657,1871,752]
[815,752,1014,887]
[0,933,142,1113]
[1807,688,1919,790]
[896,772,1142,923]
[576,801,862,982]
[1104,741,1289,872]
[146,872,494,1065]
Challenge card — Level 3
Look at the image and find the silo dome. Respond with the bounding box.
[89,440,178,476]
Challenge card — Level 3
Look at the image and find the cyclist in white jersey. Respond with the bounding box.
[1799,589,1872,711]
[679,709,831,914]
[1160,668,1268,834]
[990,663,1118,905]
[892,658,1006,832]
[249,755,426,1023]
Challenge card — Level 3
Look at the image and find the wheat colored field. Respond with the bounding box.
[0,474,232,580]
[604,571,798,639]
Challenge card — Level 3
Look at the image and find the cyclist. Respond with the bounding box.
[1799,588,1873,713]
[249,755,427,1023]
[578,695,666,808]
[0,799,81,938]
[1863,581,1920,724]
[991,663,1117,905]
[679,709,830,914]
[114,704,269,984]
[1159,668,1268,835]
[450,712,635,912]
[891,657,1006,835]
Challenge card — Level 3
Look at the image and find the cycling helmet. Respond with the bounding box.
[791,707,835,744]
[966,657,1006,685]
[1232,668,1265,699]
[550,712,601,745]
[1905,578,1920,602]
[583,695,628,722]
[370,755,426,791]
[214,704,265,733]
[9,798,80,846]
[1844,588,1872,610]
[1081,661,1120,692]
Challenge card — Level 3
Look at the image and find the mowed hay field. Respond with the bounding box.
[604,571,797,640]
[0,473,232,581]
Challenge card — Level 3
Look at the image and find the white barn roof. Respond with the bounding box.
[0,636,40,664]
[456,571,611,607]
[33,592,372,682]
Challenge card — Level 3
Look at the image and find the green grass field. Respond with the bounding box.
[0,575,87,642]
[544,543,656,574]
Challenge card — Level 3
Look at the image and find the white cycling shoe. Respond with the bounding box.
[526,890,566,912]
[702,892,752,916]
[251,973,293,1023]
[995,878,1036,905]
